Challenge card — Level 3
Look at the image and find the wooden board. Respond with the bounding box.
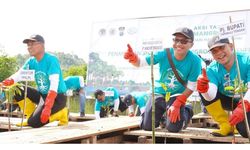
[0,116,63,131]
[0,112,96,130]
[0,111,23,118]
[0,116,141,144]
[189,114,218,128]
[69,113,95,121]
[124,127,249,143]
[0,116,30,130]
[192,114,212,119]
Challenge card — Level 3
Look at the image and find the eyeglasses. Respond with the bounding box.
[27,42,40,47]
[173,38,192,45]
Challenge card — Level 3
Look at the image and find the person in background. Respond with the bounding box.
[64,76,86,117]
[123,92,149,117]
[197,35,250,137]
[94,87,127,119]
[0,92,6,110]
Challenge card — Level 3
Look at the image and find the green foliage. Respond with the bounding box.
[0,55,19,81]
[68,96,95,114]
[3,83,22,104]
[63,64,87,80]
[50,52,86,70]
[15,54,29,67]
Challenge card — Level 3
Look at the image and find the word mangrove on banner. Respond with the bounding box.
[19,70,35,81]
[141,39,163,51]
[193,25,218,35]
[219,20,246,38]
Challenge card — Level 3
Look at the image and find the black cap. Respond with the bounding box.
[23,34,45,44]
[208,35,229,51]
[172,27,194,41]
[123,94,133,106]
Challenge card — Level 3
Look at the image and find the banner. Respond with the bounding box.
[219,20,246,38]
[86,9,250,96]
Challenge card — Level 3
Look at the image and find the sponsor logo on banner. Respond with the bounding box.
[109,28,116,36]
[118,27,125,36]
[99,28,106,36]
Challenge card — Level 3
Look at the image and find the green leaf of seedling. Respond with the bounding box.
[224,86,234,91]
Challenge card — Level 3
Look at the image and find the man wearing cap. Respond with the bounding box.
[197,35,250,137]
[123,92,149,117]
[1,34,68,128]
[124,27,201,132]
[94,87,128,119]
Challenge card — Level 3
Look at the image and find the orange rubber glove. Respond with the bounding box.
[2,78,14,86]
[124,44,138,64]
[197,68,209,93]
[167,94,187,123]
[229,100,250,126]
[40,90,57,123]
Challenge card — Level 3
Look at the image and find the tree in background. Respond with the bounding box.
[63,64,87,80]
[16,52,86,70]
[53,52,85,70]
[0,54,18,81]
[88,52,124,86]
[15,54,29,68]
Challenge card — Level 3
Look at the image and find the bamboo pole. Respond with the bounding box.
[150,51,155,144]
[7,98,11,131]
[20,80,28,130]
[20,65,30,130]
[229,16,250,142]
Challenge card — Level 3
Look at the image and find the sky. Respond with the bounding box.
[0,0,249,62]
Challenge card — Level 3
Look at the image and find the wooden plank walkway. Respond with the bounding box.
[0,116,141,144]
[0,112,95,131]
[124,127,249,143]
[0,111,22,118]
[0,116,62,131]
[0,116,31,130]
[1,114,248,143]
[189,115,218,128]
[0,111,95,120]
[69,113,95,121]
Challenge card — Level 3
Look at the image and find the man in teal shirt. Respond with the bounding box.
[197,35,250,137]
[1,34,68,128]
[124,27,201,132]
[94,87,127,119]
[123,92,149,117]
[64,76,86,117]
